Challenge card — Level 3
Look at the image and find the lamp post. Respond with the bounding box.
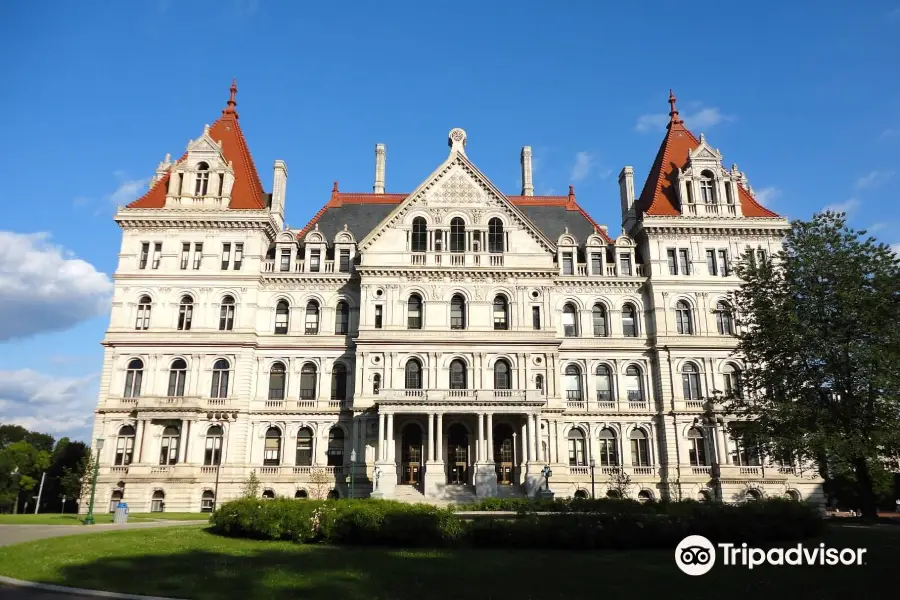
[541,464,552,492]
[83,438,105,525]
[589,458,596,499]
[349,449,357,500]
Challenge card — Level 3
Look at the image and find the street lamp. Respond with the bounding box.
[541,464,552,492]
[589,458,596,499]
[83,438,105,525]
[349,449,357,500]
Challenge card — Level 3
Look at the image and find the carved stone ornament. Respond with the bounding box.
[470,209,484,224]
[428,208,448,224]
[432,172,484,205]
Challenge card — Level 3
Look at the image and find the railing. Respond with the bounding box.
[150,466,173,475]
[206,398,229,407]
[411,253,426,265]
[605,265,616,276]
[691,466,712,476]
[632,466,654,476]
[599,466,620,476]
[259,467,279,475]
[628,401,648,411]
[328,400,348,409]
[265,400,284,409]
[567,401,586,410]
[200,466,218,474]
[569,466,589,476]
[738,466,761,475]
[134,396,202,409]
[261,259,338,274]
[596,400,617,410]
[685,400,705,410]
[489,255,503,266]
[297,400,316,409]
[379,389,542,402]
[110,466,129,474]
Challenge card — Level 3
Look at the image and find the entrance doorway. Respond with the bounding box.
[447,423,469,485]
[401,424,423,486]
[494,423,515,484]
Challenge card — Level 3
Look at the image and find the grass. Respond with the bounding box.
[0,512,211,525]
[0,524,894,600]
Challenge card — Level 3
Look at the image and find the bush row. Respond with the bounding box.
[210,497,823,549]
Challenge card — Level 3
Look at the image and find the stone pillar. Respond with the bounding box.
[719,424,732,465]
[424,412,445,498]
[477,413,484,463]
[436,414,443,462]
[428,412,435,462]
[136,419,146,463]
[378,413,385,461]
[525,417,533,463]
[532,414,540,463]
[486,413,494,463]
[387,414,395,462]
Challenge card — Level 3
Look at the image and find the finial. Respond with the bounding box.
[448,128,467,155]
[314,223,320,231]
[203,124,210,135]
[164,153,171,164]
[699,133,705,143]
[564,226,569,234]
[568,185,575,198]
[668,89,683,126]
[332,181,339,192]
[223,79,239,117]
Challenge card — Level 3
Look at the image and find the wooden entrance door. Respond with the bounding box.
[400,424,423,486]
[447,423,469,485]
[494,423,514,484]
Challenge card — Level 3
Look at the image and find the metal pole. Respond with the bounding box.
[84,451,101,525]
[34,472,46,514]
[350,459,355,500]
[62,496,67,514]
[591,466,595,499]
[212,463,221,512]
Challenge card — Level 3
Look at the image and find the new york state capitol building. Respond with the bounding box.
[86,83,824,513]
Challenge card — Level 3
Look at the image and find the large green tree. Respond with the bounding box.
[726,212,900,518]
[0,440,51,513]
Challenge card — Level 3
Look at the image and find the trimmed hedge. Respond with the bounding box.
[210,497,822,549]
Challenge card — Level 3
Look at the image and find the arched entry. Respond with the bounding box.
[493,423,515,484]
[447,423,469,485]
[400,423,423,486]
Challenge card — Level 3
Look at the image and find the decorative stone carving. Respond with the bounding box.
[470,209,483,224]
[428,208,448,224]
[432,172,484,205]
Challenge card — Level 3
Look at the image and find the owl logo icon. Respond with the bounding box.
[675,535,716,575]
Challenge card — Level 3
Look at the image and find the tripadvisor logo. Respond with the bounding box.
[675,535,867,575]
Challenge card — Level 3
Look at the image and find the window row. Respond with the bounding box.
[567,427,653,467]
[113,424,224,467]
[673,300,735,335]
[262,426,345,467]
[135,295,237,331]
[138,241,242,271]
[410,216,506,253]
[122,358,233,399]
[267,362,349,401]
[562,303,640,337]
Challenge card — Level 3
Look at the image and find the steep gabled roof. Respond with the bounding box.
[635,90,777,218]
[127,81,267,210]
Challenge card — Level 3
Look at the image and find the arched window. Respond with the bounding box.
[411,217,428,252]
[295,489,309,500]
[219,296,235,331]
[624,365,643,402]
[592,304,608,337]
[715,301,734,335]
[493,296,509,330]
[488,217,504,253]
[493,359,511,390]
[123,359,143,398]
[296,427,313,466]
[450,294,466,330]
[562,304,578,337]
[405,359,423,389]
[298,363,317,400]
[564,364,582,401]
[211,359,230,399]
[688,427,708,466]
[606,489,621,499]
[327,489,340,500]
[637,490,653,503]
[195,162,210,196]
[744,489,762,502]
[167,358,187,397]
[373,373,381,395]
[596,365,612,402]
[268,362,286,400]
[698,490,712,502]
[204,425,223,466]
[327,428,344,466]
[535,374,545,394]
[262,489,275,500]
[675,300,693,334]
[201,490,215,513]
[151,490,165,512]
[407,294,423,329]
[567,428,586,466]
[622,303,638,337]
[331,363,348,401]
[304,301,320,335]
[135,296,151,330]
[335,301,350,335]
[598,428,618,466]
[263,427,282,466]
[115,425,135,466]
[722,363,742,398]
[177,295,194,331]
[682,362,702,400]
[159,425,179,465]
[573,489,588,500]
[449,359,467,389]
[450,217,466,253]
[699,171,715,204]
[274,300,289,334]
[630,429,650,466]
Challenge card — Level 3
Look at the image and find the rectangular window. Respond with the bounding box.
[139,242,149,269]
[706,249,717,275]
[233,243,243,270]
[221,243,231,270]
[532,306,541,330]
[717,249,730,276]
[374,305,383,329]
[591,253,602,275]
[309,250,321,272]
[667,249,678,275]
[756,249,767,264]
[677,249,690,275]
[193,243,203,269]
[339,249,350,272]
[180,243,190,270]
[151,243,162,269]
[562,253,573,275]
[619,254,632,276]
[280,249,291,271]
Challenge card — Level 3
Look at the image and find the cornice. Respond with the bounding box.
[356,266,557,279]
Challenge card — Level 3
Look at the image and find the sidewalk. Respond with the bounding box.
[0,520,207,548]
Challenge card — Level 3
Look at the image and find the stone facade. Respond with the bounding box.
[83,87,824,514]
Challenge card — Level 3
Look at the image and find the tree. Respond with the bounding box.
[308,468,333,500]
[241,470,261,498]
[725,212,900,519]
[606,468,633,499]
[0,440,51,513]
[59,449,92,510]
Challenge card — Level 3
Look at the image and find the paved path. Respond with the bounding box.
[0,520,207,547]
[0,585,95,599]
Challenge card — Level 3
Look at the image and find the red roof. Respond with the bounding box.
[127,81,266,210]
[635,91,777,218]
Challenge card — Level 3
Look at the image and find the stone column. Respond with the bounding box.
[378,413,385,461]
[486,413,494,462]
[720,424,732,465]
[477,413,484,463]
[525,417,533,463]
[532,414,540,463]
[428,412,435,462]
[136,419,146,463]
[387,414,395,462]
[436,414,443,462]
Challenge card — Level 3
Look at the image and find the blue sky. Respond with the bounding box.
[1,0,899,443]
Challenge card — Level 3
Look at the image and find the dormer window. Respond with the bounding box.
[195,162,210,196]
[411,217,427,252]
[488,218,504,253]
[699,171,715,204]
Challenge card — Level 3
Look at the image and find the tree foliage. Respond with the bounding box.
[241,470,261,498]
[725,212,900,518]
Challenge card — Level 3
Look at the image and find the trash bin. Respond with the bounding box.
[113,502,129,524]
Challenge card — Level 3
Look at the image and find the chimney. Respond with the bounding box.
[272,160,288,220]
[618,166,635,216]
[521,146,534,196]
[373,143,386,194]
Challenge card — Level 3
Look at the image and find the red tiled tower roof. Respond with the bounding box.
[127,80,267,210]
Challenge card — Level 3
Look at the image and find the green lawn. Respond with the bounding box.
[0,525,894,600]
[0,512,211,525]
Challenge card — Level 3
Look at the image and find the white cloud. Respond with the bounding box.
[754,187,781,207]
[891,243,900,256]
[570,152,595,182]
[635,105,733,133]
[879,128,900,139]
[854,170,894,189]
[823,198,861,214]
[0,231,113,342]
[0,370,98,442]
[634,114,669,133]
[108,177,149,206]
[867,222,888,233]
